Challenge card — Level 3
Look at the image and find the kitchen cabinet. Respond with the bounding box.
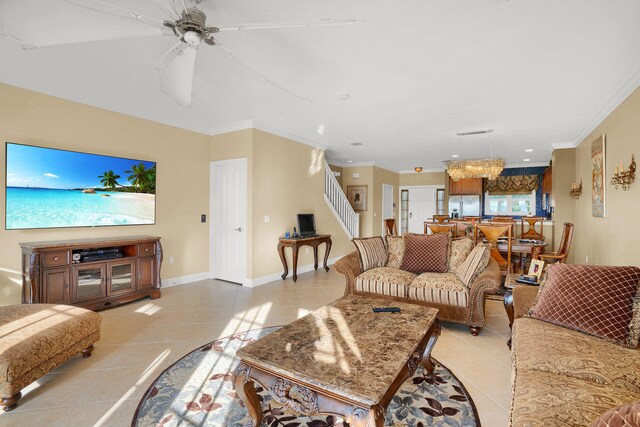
[449,178,483,195]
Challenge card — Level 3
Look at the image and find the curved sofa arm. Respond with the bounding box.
[333,251,362,296]
[467,258,501,327]
[513,285,540,320]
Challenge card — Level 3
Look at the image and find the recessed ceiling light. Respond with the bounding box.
[451,154,459,158]
[525,148,533,153]
[337,93,350,101]
[523,158,531,162]
[347,160,353,163]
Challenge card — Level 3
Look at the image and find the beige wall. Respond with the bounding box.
[569,86,640,266]
[342,166,375,237]
[250,130,353,278]
[550,148,576,255]
[0,84,211,306]
[209,129,354,280]
[399,171,447,187]
[372,167,400,236]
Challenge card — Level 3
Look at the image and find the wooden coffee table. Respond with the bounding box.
[233,296,440,427]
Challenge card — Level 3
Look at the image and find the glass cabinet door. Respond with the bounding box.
[108,261,136,295]
[72,265,106,302]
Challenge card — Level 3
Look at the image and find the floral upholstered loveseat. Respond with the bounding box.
[509,264,640,426]
[334,234,501,335]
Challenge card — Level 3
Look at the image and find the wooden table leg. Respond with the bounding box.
[313,244,319,270]
[292,244,299,282]
[504,289,514,349]
[421,319,441,374]
[278,243,288,280]
[233,364,263,427]
[323,239,332,272]
[349,406,385,427]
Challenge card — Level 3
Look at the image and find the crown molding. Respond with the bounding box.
[547,141,577,152]
[572,65,640,146]
[333,161,375,168]
[208,120,254,136]
[504,161,550,168]
[252,121,329,150]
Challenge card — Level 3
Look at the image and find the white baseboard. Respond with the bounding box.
[161,271,212,288]
[160,256,343,289]
[243,256,341,288]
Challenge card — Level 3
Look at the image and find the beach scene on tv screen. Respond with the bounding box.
[6,143,156,230]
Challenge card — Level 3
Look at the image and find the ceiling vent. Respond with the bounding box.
[350,142,363,146]
[456,129,494,136]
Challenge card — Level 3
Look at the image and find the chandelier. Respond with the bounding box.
[445,158,505,181]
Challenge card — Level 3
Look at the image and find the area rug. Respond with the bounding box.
[133,326,480,427]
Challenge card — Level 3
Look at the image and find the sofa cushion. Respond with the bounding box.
[352,236,387,272]
[385,235,404,269]
[448,236,475,273]
[407,272,469,308]
[355,267,416,297]
[454,243,490,288]
[591,401,640,427]
[530,264,640,348]
[401,233,449,273]
[512,318,640,394]
[510,368,640,427]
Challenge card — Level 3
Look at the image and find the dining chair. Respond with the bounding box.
[463,216,482,222]
[384,218,398,236]
[424,222,457,236]
[538,222,574,264]
[492,216,514,222]
[521,217,545,241]
[475,223,512,275]
[451,219,473,237]
[432,215,450,223]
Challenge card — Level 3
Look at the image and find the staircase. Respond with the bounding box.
[324,162,360,239]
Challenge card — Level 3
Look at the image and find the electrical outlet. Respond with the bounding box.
[201,214,206,223]
[169,256,175,264]
[585,255,589,264]
[264,215,270,223]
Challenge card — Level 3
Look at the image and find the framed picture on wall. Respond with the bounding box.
[591,134,606,218]
[347,185,368,211]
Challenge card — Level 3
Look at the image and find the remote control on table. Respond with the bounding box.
[372,307,401,313]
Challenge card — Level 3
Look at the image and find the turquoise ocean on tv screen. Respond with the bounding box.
[6,187,155,229]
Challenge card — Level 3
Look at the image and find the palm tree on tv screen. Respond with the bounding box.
[98,170,121,189]
[125,163,155,194]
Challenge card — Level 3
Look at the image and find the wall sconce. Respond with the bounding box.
[569,179,582,200]
[414,167,423,173]
[611,155,636,190]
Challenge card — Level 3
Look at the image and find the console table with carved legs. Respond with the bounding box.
[233,296,440,426]
[277,235,332,282]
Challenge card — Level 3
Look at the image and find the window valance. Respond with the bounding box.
[485,175,539,195]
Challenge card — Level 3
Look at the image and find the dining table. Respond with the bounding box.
[497,239,547,272]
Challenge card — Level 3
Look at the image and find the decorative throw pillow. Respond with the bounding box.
[448,236,475,273]
[400,233,449,273]
[352,237,387,272]
[590,400,640,427]
[454,243,490,288]
[385,235,405,269]
[529,264,640,348]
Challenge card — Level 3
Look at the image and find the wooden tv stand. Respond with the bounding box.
[20,236,162,311]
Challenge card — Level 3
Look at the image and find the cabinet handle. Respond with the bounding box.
[145,248,149,252]
[53,256,60,261]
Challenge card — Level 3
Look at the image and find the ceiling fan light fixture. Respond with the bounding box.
[183,30,201,46]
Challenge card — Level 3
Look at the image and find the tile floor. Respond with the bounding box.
[0,268,512,426]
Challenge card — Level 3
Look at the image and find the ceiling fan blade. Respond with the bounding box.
[0,30,35,50]
[158,43,198,106]
[214,39,312,104]
[64,0,167,29]
[0,0,165,47]
[214,18,364,32]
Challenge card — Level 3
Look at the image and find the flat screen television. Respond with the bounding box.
[5,142,156,230]
[297,213,317,237]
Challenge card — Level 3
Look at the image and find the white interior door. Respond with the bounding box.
[382,184,394,235]
[211,159,247,284]
[408,187,436,233]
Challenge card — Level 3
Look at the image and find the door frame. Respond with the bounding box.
[400,185,445,233]
[381,183,394,235]
[210,158,248,285]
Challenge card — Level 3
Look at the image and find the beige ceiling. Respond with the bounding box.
[1,0,640,171]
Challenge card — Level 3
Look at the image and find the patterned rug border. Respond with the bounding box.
[132,326,482,427]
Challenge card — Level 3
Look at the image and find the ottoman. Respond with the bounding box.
[0,304,101,411]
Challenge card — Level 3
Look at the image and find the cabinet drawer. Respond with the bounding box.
[137,243,156,256]
[43,250,70,267]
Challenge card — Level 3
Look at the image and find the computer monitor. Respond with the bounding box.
[297,214,317,237]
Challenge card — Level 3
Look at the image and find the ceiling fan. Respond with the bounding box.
[0,0,363,106]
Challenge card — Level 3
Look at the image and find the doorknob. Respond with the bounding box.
[233,227,242,232]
